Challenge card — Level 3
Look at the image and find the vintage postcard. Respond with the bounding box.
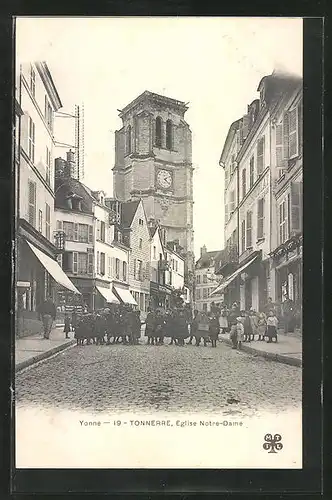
[14,16,303,469]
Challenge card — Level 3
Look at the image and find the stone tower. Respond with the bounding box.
[113,91,194,277]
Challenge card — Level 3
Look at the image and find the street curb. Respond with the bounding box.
[16,339,76,373]
[220,337,302,367]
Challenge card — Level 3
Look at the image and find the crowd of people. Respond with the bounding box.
[61,295,297,349]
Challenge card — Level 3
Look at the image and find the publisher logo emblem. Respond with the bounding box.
[263,433,283,453]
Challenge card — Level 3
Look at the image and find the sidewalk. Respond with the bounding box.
[15,328,75,372]
[219,332,302,367]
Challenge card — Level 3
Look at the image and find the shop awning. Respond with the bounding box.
[113,286,138,305]
[96,286,120,304]
[26,240,80,294]
[210,254,259,297]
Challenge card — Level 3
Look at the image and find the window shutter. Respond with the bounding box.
[298,99,303,155]
[88,251,94,275]
[100,253,105,275]
[28,181,36,227]
[133,258,137,280]
[283,113,289,160]
[290,182,301,235]
[276,123,283,166]
[88,225,93,243]
[246,211,252,248]
[241,219,246,253]
[257,198,265,239]
[20,112,30,154]
[145,261,150,280]
[73,252,78,274]
[287,194,291,239]
[74,223,78,241]
[288,108,298,157]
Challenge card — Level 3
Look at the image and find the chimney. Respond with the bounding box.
[66,149,76,177]
[200,245,207,257]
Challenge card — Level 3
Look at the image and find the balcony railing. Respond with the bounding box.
[215,245,238,274]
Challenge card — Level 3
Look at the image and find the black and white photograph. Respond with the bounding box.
[14,16,303,468]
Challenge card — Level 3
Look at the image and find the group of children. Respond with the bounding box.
[64,305,142,346]
[228,309,279,350]
[63,302,279,350]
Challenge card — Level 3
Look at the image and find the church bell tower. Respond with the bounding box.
[113,91,194,277]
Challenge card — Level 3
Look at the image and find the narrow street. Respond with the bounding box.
[16,340,301,416]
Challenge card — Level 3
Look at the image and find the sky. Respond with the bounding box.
[16,17,303,259]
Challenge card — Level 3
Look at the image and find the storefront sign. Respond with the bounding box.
[150,282,171,295]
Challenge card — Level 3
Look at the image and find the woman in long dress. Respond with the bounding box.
[219,305,228,334]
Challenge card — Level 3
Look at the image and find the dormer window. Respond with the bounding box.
[66,192,82,211]
[100,195,104,205]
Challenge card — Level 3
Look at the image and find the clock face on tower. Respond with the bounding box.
[157,169,173,190]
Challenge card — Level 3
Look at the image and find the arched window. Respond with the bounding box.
[155,116,162,147]
[126,125,132,154]
[166,119,173,150]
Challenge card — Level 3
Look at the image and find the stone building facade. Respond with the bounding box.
[213,71,302,320]
[16,62,79,336]
[195,246,223,312]
[113,91,195,299]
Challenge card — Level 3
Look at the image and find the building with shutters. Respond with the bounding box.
[213,71,302,313]
[269,82,303,324]
[195,246,224,312]
[110,198,151,317]
[54,152,131,312]
[16,62,82,336]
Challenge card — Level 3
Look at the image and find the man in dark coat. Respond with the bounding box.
[282,295,295,334]
[38,296,56,339]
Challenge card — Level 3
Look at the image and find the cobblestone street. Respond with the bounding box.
[16,340,301,416]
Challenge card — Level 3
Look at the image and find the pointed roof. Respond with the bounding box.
[121,200,141,227]
[196,250,223,269]
[149,226,158,238]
